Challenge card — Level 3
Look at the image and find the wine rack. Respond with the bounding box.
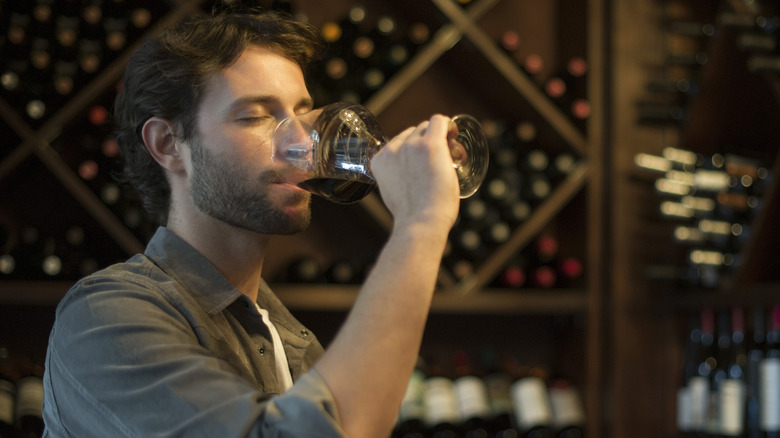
[612,0,780,436]
[0,0,612,435]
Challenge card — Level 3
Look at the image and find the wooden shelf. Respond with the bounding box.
[274,284,589,313]
[0,280,588,314]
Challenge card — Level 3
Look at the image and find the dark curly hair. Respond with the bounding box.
[113,10,321,225]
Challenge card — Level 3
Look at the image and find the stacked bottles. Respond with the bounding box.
[51,90,156,242]
[491,25,589,131]
[306,5,431,105]
[0,345,45,438]
[0,218,114,281]
[443,119,583,289]
[393,353,586,438]
[0,0,169,127]
[635,147,771,289]
[637,0,714,127]
[676,306,780,437]
[718,5,780,74]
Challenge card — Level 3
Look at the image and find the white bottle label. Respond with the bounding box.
[720,379,745,435]
[688,376,710,430]
[0,380,13,425]
[510,377,553,430]
[760,358,780,431]
[15,376,43,419]
[677,386,693,431]
[549,385,585,429]
[454,375,491,421]
[424,377,461,428]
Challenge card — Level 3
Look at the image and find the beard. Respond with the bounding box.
[188,134,312,235]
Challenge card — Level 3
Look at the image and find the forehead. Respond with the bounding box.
[200,45,308,110]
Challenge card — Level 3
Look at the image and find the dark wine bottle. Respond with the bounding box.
[285,257,322,283]
[689,308,716,433]
[0,345,15,438]
[452,351,492,437]
[325,259,357,284]
[760,306,780,437]
[394,357,427,438]
[746,307,767,438]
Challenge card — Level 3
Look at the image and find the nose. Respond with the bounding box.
[271,109,324,186]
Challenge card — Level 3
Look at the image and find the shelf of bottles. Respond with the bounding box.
[0,0,595,309]
[674,305,780,438]
[630,0,779,294]
[0,0,179,288]
[266,0,593,304]
[393,349,586,438]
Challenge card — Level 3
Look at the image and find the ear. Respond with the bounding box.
[141,117,185,173]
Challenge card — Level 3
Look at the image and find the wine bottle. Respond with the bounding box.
[0,345,15,438]
[493,257,528,289]
[452,351,492,436]
[689,308,716,433]
[324,259,356,284]
[394,357,427,438]
[708,309,733,434]
[760,306,780,437]
[720,307,747,437]
[481,349,514,434]
[510,376,556,437]
[678,313,703,436]
[746,307,767,438]
[15,358,44,438]
[423,367,462,438]
[285,257,322,283]
[548,380,585,438]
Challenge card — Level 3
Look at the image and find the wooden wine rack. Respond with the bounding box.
[17,0,780,437]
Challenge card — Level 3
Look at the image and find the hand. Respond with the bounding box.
[370,114,460,229]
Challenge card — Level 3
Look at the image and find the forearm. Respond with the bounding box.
[313,220,449,437]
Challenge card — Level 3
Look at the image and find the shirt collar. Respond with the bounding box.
[144,227,243,314]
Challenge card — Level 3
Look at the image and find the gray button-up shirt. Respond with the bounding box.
[42,227,345,437]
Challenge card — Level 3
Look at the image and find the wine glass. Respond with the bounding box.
[271,101,489,204]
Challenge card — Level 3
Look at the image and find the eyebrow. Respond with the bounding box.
[227,95,314,115]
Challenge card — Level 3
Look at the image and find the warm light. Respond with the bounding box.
[634,153,672,172]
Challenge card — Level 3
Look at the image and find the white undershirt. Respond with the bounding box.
[254,302,293,392]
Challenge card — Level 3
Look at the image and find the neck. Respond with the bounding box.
[167,211,269,302]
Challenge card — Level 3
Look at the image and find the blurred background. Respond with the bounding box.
[1,0,779,437]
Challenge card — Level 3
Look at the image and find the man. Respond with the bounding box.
[42,8,460,438]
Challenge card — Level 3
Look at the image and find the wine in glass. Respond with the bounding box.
[272,101,489,204]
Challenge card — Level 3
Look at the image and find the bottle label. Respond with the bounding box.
[424,377,460,427]
[510,377,553,429]
[549,385,585,429]
[677,386,693,431]
[0,380,14,425]
[688,376,710,430]
[720,379,745,435]
[454,375,491,421]
[760,358,780,431]
[15,376,43,419]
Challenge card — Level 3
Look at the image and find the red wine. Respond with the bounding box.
[298,177,375,204]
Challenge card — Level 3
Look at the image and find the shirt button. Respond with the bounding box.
[258,347,265,355]
[242,301,249,308]
[300,329,309,336]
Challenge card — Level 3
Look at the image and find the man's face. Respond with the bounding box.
[186,45,315,234]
